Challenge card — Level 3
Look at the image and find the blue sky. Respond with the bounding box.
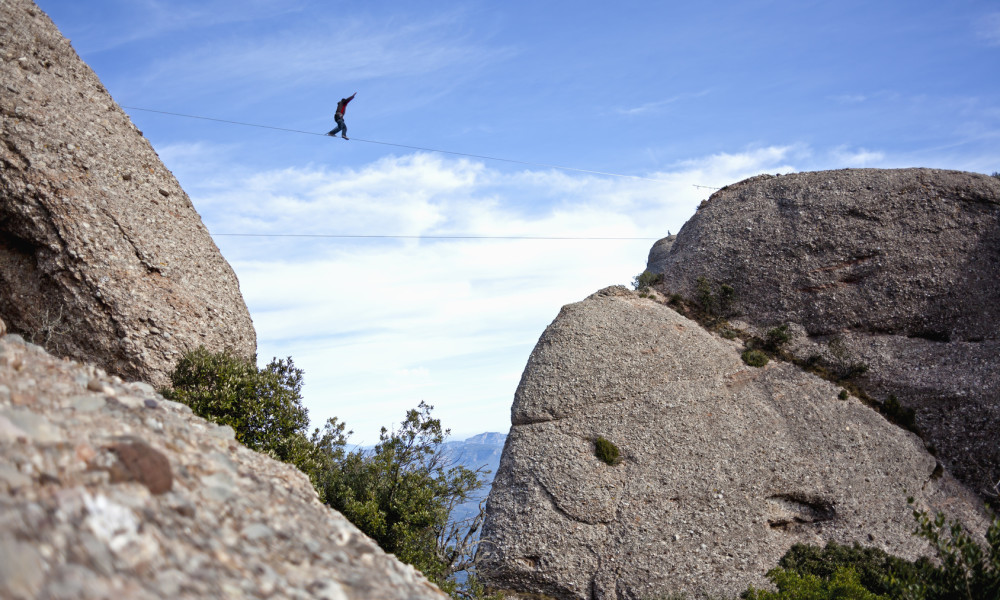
[36,0,1000,443]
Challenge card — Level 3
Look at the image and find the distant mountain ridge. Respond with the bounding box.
[443,432,507,474]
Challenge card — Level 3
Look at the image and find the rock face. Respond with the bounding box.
[644,234,675,275]
[478,287,989,600]
[649,168,1000,501]
[0,0,256,387]
[0,324,448,600]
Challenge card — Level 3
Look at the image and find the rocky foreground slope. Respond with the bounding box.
[652,168,1000,501]
[478,287,989,600]
[0,320,448,600]
[0,0,256,387]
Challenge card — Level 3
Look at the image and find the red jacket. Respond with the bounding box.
[336,93,356,116]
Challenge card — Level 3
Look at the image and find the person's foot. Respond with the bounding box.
[326,132,336,136]
[342,135,349,140]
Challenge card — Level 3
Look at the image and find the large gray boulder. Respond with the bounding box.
[478,287,989,600]
[0,322,449,600]
[649,168,1000,501]
[0,0,256,387]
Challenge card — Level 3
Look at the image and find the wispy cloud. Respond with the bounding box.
[829,146,885,167]
[64,0,305,54]
[615,90,712,116]
[977,12,1000,46]
[167,144,804,442]
[130,14,514,103]
[831,94,868,104]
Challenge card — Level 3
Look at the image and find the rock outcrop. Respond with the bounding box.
[478,287,989,600]
[0,322,448,600]
[644,234,675,275]
[649,168,1000,501]
[0,0,256,387]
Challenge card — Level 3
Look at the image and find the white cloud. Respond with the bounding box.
[616,90,712,116]
[977,13,1000,46]
[829,146,886,167]
[67,0,304,54]
[180,144,802,443]
[831,94,868,104]
[133,14,513,101]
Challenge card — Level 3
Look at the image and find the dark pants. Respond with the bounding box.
[327,114,347,137]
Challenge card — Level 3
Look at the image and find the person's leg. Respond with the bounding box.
[327,115,345,136]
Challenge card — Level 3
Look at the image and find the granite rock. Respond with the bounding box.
[0,0,256,387]
[649,168,1000,500]
[0,320,448,600]
[478,287,990,600]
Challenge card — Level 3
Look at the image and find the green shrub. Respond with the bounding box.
[162,347,310,463]
[765,325,791,352]
[740,507,1000,600]
[696,276,716,313]
[633,270,664,291]
[718,284,736,315]
[838,389,849,400]
[742,349,769,368]
[741,566,890,599]
[164,350,494,599]
[900,501,1000,599]
[771,541,923,597]
[694,277,737,318]
[595,436,622,465]
[320,402,488,586]
[882,394,918,433]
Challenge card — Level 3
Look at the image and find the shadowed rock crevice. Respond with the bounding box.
[766,493,836,531]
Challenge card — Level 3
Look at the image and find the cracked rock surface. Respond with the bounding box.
[650,169,1000,501]
[478,287,989,600]
[0,0,255,387]
[0,323,448,600]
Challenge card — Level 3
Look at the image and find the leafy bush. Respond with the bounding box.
[882,394,918,433]
[633,270,664,291]
[164,350,495,599]
[696,276,716,314]
[838,389,849,400]
[742,566,889,599]
[595,436,622,465]
[740,506,1000,600]
[719,284,736,315]
[695,277,737,318]
[770,542,924,597]
[898,501,1000,599]
[765,325,791,352]
[319,402,488,585]
[162,347,310,463]
[742,349,769,368]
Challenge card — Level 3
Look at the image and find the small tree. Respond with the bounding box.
[163,350,496,598]
[162,347,309,463]
[318,402,489,587]
[632,270,663,291]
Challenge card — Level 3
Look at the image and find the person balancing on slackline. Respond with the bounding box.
[326,92,356,140]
